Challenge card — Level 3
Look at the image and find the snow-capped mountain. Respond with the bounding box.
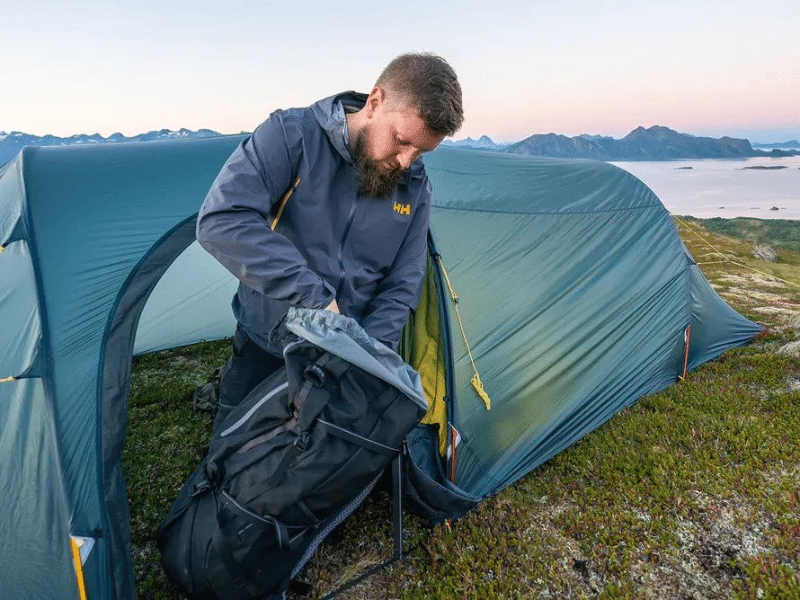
[0,128,224,166]
[441,135,507,151]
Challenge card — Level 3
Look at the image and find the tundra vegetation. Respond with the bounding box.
[124,217,800,599]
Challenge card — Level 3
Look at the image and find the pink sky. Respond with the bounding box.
[3,0,799,143]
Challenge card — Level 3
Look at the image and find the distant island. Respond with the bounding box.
[752,140,800,150]
[2,125,799,167]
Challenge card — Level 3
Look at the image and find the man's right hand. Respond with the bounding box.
[325,299,340,314]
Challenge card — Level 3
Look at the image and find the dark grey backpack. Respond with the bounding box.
[157,311,427,600]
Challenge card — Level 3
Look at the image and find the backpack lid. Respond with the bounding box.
[284,308,428,411]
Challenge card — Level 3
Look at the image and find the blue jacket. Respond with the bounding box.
[196,92,431,352]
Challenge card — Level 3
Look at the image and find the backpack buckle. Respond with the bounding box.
[294,431,310,451]
[303,363,326,387]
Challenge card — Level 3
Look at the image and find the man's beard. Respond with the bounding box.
[352,128,406,199]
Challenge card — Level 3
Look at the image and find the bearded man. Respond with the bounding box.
[196,53,463,428]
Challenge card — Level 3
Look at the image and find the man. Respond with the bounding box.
[196,53,463,428]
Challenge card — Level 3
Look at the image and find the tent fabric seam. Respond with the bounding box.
[429,202,666,216]
[17,147,77,594]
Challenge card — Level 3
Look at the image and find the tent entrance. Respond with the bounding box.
[98,218,200,599]
[399,242,484,520]
[400,239,455,461]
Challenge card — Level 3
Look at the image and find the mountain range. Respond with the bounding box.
[446,126,798,160]
[2,125,798,167]
[0,128,222,166]
[441,135,506,151]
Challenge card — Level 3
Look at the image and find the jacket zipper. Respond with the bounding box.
[335,199,359,300]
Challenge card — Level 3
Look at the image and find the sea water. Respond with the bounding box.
[611,156,800,220]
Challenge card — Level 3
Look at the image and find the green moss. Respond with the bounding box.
[733,555,800,599]
[693,217,800,254]
[123,339,229,600]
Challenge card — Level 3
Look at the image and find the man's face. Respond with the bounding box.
[353,96,445,198]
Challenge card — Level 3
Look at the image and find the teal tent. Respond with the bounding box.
[0,138,759,599]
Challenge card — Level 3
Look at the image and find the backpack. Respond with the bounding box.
[157,309,428,599]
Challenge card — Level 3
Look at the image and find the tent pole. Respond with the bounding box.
[391,452,403,560]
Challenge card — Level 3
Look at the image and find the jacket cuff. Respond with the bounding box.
[299,279,336,310]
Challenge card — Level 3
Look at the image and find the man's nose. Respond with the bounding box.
[396,147,420,170]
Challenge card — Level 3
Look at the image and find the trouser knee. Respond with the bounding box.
[214,325,284,432]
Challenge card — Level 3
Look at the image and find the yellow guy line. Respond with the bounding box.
[673,215,800,291]
[436,256,491,410]
[0,377,15,384]
[70,537,88,600]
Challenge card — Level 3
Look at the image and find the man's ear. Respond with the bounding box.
[365,86,386,116]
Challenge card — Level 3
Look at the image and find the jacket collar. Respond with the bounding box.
[311,91,367,165]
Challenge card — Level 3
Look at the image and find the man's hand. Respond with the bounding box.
[325,299,340,314]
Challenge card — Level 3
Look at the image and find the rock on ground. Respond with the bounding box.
[752,244,777,262]
[777,339,800,357]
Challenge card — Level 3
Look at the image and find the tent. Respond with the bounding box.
[0,138,760,600]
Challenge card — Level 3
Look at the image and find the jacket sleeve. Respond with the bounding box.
[359,178,432,350]
[196,114,335,309]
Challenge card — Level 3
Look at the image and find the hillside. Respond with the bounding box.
[697,218,800,253]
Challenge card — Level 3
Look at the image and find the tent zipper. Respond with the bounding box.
[428,232,459,481]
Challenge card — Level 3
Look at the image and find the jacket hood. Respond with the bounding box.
[310,91,367,164]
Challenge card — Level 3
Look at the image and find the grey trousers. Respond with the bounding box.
[213,324,284,432]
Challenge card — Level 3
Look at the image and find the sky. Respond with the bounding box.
[3,0,799,143]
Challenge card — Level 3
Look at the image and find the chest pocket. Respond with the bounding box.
[270,177,302,231]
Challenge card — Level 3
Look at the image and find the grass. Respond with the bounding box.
[124,218,800,599]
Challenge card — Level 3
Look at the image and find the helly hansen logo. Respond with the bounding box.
[393,202,411,216]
